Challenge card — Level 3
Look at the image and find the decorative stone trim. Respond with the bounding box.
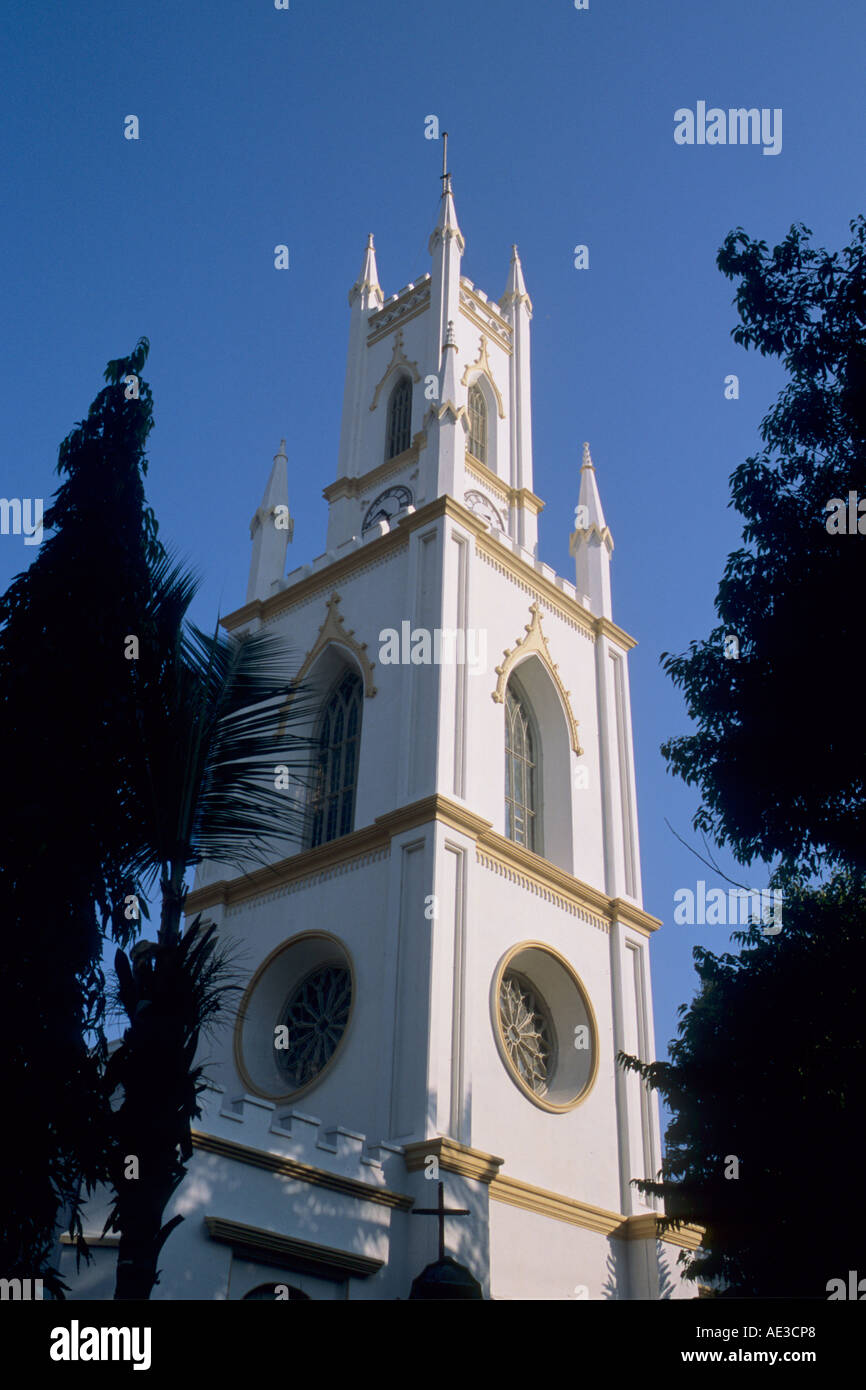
[184,792,660,936]
[403,1137,504,1184]
[475,543,596,640]
[476,849,609,933]
[367,282,431,346]
[290,591,377,699]
[620,1213,703,1250]
[459,283,513,354]
[407,1141,703,1249]
[368,330,421,411]
[460,277,511,329]
[489,1176,702,1249]
[490,1175,623,1235]
[254,544,409,630]
[322,434,426,504]
[461,335,506,418]
[493,603,584,755]
[205,1216,384,1280]
[222,498,638,655]
[465,458,509,505]
[223,846,390,917]
[192,1131,413,1211]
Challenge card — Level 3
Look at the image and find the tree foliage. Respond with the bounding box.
[0,339,161,1292]
[661,217,866,879]
[621,873,866,1297]
[630,218,866,1297]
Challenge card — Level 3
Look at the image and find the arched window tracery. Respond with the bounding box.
[386,375,412,459]
[309,669,362,847]
[505,680,538,851]
[467,382,488,465]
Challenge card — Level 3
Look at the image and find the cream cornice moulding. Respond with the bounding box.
[464,452,545,516]
[365,278,432,346]
[193,1132,413,1211]
[221,495,637,653]
[458,282,514,355]
[403,1137,504,1183]
[322,433,427,504]
[478,825,659,935]
[195,1136,702,1250]
[182,792,660,936]
[459,277,512,332]
[491,1177,703,1250]
[403,1139,701,1248]
[204,1216,384,1279]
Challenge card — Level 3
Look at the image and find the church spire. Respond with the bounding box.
[428,135,465,376]
[337,236,384,481]
[429,175,465,253]
[501,244,532,311]
[570,442,614,618]
[500,245,534,532]
[246,439,293,604]
[348,233,383,309]
[577,441,609,533]
[428,133,465,257]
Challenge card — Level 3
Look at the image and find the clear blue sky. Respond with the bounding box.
[1,1,860,1087]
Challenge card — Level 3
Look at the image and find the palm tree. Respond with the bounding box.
[104,558,318,1300]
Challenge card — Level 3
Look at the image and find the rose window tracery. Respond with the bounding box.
[278,964,351,1089]
[499,971,555,1096]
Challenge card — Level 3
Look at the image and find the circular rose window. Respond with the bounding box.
[492,943,598,1111]
[278,963,351,1090]
[499,971,556,1096]
[234,932,354,1100]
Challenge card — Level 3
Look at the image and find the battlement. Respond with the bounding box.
[196,1082,407,1192]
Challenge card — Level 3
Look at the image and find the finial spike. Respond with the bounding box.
[440,131,450,194]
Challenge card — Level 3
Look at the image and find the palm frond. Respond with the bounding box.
[120,601,321,887]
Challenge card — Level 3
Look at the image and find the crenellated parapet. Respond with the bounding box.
[195,1081,407,1194]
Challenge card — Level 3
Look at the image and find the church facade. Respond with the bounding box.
[63,172,698,1301]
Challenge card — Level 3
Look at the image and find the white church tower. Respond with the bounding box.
[98,164,698,1301]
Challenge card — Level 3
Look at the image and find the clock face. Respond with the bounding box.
[362,485,413,532]
[464,489,505,531]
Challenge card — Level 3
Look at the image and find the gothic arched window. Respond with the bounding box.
[386,375,412,459]
[310,669,362,848]
[467,383,488,465]
[505,682,537,850]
